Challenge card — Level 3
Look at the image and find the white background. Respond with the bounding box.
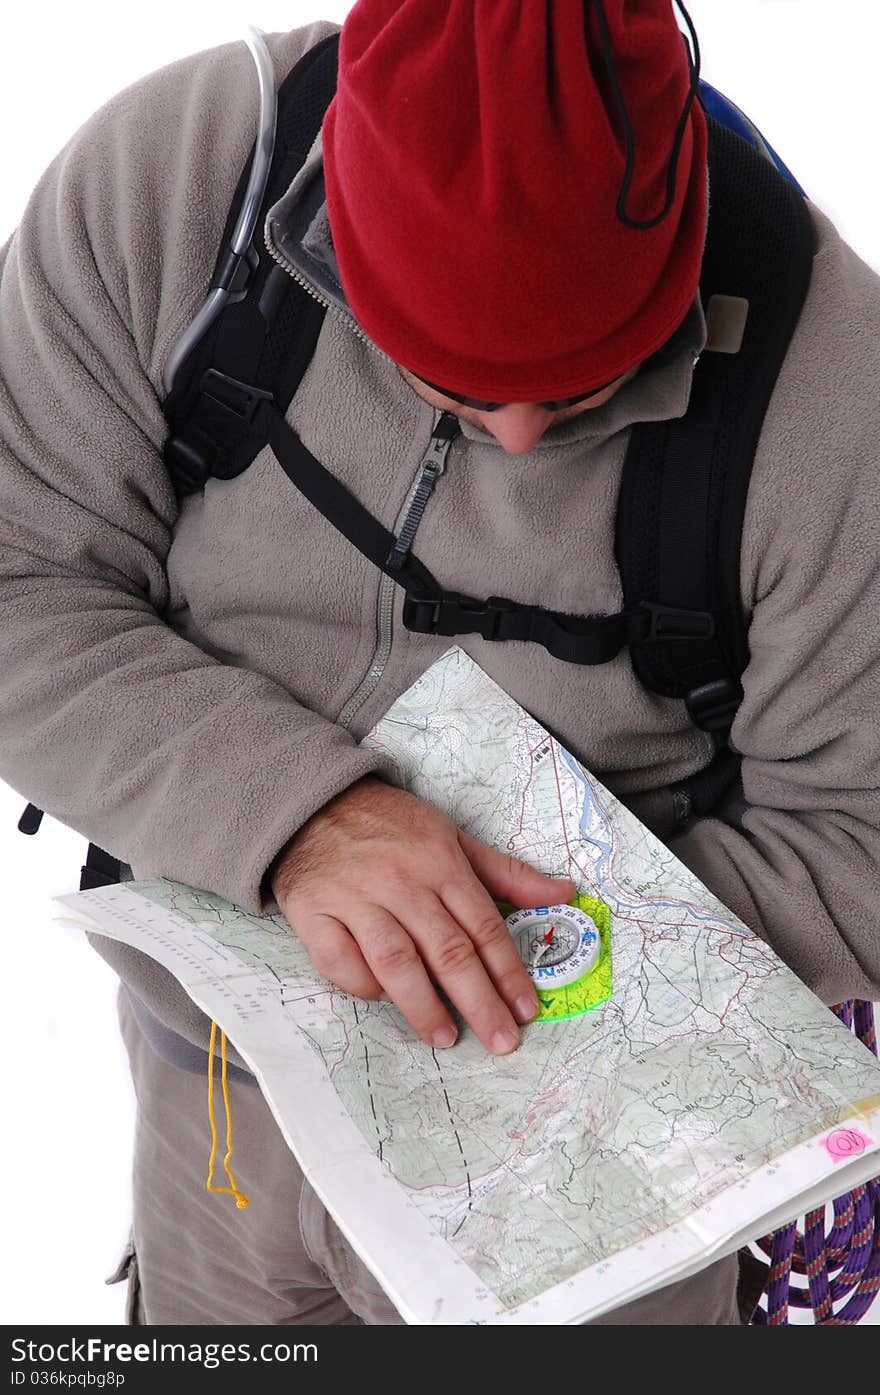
[1,1,879,1326]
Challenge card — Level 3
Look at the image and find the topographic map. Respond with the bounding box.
[55,647,880,1324]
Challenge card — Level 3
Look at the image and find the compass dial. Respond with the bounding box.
[515,917,580,970]
[505,904,601,990]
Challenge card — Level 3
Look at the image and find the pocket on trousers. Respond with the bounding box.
[298,1180,338,1284]
[105,1236,143,1325]
[298,1180,401,1324]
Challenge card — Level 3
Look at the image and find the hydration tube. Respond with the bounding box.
[162,26,278,396]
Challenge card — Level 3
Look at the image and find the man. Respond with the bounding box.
[1,1,878,1326]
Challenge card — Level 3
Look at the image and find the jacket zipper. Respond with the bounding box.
[263,219,455,731]
[336,415,454,730]
[264,219,395,363]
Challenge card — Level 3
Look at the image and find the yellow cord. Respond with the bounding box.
[206,1020,250,1209]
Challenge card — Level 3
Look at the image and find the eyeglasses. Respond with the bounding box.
[411,373,624,413]
[407,308,698,414]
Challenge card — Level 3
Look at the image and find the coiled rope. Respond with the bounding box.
[751,1000,879,1324]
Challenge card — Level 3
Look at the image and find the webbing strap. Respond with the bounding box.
[79,842,122,892]
[266,407,714,666]
[402,592,645,662]
[267,409,427,584]
[254,114,812,692]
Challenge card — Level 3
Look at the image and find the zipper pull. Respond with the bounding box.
[421,410,459,476]
[387,413,459,573]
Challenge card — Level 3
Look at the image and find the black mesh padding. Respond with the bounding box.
[275,38,341,157]
[262,283,309,369]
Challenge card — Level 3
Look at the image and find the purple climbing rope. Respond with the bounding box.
[750,999,880,1325]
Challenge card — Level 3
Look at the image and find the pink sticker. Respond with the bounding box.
[823,1127,873,1162]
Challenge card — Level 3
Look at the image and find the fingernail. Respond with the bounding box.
[431,1025,457,1048]
[515,993,539,1023]
[491,1027,520,1055]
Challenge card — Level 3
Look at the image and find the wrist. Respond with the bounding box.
[264,775,389,906]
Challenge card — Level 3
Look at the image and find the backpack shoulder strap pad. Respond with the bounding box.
[162,32,340,497]
[615,114,815,734]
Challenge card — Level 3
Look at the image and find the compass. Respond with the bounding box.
[505,902,605,1022]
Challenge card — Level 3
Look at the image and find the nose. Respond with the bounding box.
[471,403,556,454]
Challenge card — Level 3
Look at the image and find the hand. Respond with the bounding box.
[271,777,576,1055]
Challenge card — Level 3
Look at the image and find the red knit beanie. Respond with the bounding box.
[323,1,708,402]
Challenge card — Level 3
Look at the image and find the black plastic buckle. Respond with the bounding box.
[685,678,744,733]
[200,370,276,426]
[643,602,715,642]
[403,595,442,634]
[403,593,515,640]
[468,595,519,640]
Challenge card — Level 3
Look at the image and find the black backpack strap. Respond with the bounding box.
[615,114,814,833]
[266,404,664,663]
[79,843,122,892]
[617,115,814,732]
[162,33,341,495]
[18,803,43,835]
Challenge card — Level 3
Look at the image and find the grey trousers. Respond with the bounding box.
[117,991,747,1326]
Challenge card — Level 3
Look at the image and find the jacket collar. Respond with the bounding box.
[265,134,708,443]
[265,129,354,324]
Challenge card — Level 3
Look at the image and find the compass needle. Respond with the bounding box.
[504,900,608,1022]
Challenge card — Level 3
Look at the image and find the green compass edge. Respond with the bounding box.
[498,891,614,1023]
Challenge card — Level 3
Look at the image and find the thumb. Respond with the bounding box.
[459,831,576,907]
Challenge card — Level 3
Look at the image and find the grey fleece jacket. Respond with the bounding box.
[1,24,879,1071]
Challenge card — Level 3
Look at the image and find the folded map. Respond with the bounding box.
[54,647,880,1324]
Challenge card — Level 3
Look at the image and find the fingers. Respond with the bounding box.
[296,907,460,1049]
[460,830,576,907]
[394,894,523,1056]
[438,876,540,1026]
[274,781,579,1058]
[293,913,384,1000]
[295,896,527,1056]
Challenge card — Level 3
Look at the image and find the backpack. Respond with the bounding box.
[17,29,878,1323]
